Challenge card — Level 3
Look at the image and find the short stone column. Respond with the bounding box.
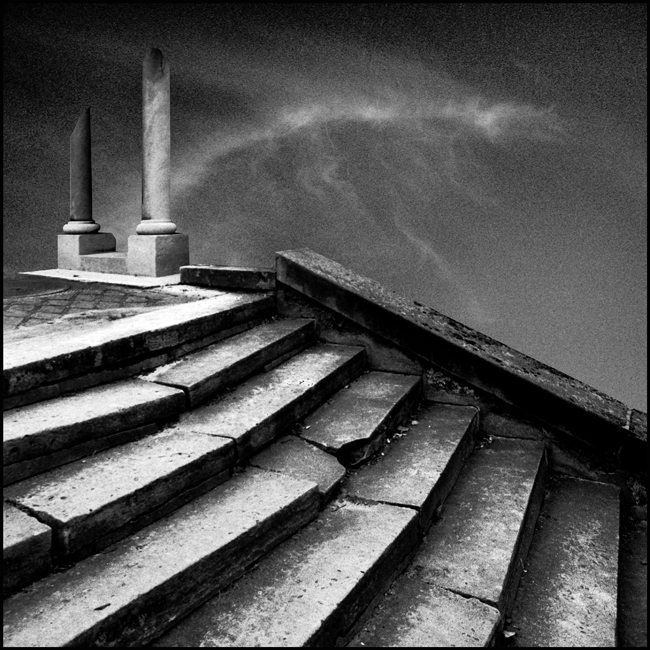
[58,108,116,270]
[127,48,189,276]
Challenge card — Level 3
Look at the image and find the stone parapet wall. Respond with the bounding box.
[275,248,646,470]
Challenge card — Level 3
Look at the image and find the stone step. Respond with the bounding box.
[3,379,185,485]
[350,436,547,647]
[250,435,347,505]
[5,429,235,561]
[3,468,320,647]
[506,475,620,647]
[3,502,52,597]
[151,402,478,647]
[298,370,422,466]
[177,343,366,461]
[145,318,315,407]
[3,343,364,579]
[152,499,419,647]
[4,292,275,402]
[344,402,480,531]
[181,264,276,291]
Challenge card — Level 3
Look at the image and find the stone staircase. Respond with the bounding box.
[2,266,631,646]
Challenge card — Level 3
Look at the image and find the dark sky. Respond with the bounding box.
[3,4,647,410]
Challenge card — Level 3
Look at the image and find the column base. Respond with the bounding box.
[58,233,117,270]
[127,234,189,277]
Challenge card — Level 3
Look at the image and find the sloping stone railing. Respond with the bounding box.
[276,248,646,463]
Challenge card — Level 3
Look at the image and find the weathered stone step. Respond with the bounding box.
[299,371,422,466]
[345,402,480,530]
[250,435,347,504]
[3,468,320,647]
[350,437,547,647]
[146,319,315,407]
[5,429,235,560]
[152,499,419,647]
[3,502,52,597]
[152,403,478,647]
[177,343,365,461]
[507,475,620,647]
[4,343,364,575]
[4,292,274,400]
[181,264,276,291]
[3,379,185,486]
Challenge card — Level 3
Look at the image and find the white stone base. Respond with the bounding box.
[58,233,117,270]
[126,234,190,277]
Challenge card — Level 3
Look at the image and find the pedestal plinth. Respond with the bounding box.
[127,234,189,277]
[58,233,117,270]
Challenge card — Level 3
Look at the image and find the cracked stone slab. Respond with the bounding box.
[413,437,547,611]
[152,500,419,647]
[345,403,479,529]
[3,468,320,647]
[249,435,346,503]
[178,344,365,461]
[3,502,52,596]
[349,573,500,647]
[147,319,314,406]
[5,429,235,557]
[299,371,421,466]
[508,475,620,647]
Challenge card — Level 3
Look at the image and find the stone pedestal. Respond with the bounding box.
[58,233,117,270]
[127,234,189,277]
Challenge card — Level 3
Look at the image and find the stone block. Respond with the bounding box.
[127,234,189,277]
[181,265,276,291]
[249,435,346,503]
[350,575,500,647]
[300,371,422,466]
[79,252,127,274]
[345,403,479,529]
[57,233,116,270]
[3,502,52,596]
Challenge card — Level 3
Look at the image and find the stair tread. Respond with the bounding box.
[508,475,620,647]
[3,468,320,647]
[250,435,346,503]
[299,371,421,465]
[349,576,500,648]
[404,436,545,609]
[4,379,185,466]
[4,343,363,571]
[152,500,418,647]
[147,318,314,406]
[178,343,365,460]
[5,430,235,557]
[345,403,479,529]
[4,292,274,397]
[350,436,546,647]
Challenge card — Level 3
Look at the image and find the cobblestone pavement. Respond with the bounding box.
[3,278,199,330]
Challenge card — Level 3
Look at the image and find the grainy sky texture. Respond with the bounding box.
[3,4,647,410]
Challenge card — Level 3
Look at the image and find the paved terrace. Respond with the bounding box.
[3,271,215,335]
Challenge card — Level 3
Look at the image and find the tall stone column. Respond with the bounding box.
[63,108,100,233]
[137,48,177,235]
[127,48,189,276]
